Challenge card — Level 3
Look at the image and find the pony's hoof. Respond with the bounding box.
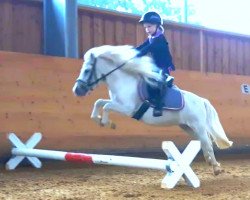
[91,115,103,126]
[213,165,224,176]
[100,123,105,127]
[110,122,116,129]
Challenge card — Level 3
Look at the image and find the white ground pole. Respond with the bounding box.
[6,132,201,189]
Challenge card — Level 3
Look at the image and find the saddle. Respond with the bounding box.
[139,79,184,110]
[132,79,184,120]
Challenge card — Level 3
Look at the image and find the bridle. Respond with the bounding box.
[75,54,136,90]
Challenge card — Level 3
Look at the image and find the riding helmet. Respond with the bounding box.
[139,11,163,25]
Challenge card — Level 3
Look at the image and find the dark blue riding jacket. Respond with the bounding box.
[136,34,175,75]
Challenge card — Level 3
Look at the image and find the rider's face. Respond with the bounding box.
[143,23,157,36]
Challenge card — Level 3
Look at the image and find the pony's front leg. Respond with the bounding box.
[91,99,111,125]
[100,102,133,128]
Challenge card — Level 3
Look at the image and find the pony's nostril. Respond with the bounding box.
[72,81,88,96]
[75,87,84,96]
[79,83,85,89]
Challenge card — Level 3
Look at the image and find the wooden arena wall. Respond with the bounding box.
[1,0,250,76]
[0,51,250,164]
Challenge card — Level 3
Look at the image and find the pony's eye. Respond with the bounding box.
[84,69,90,75]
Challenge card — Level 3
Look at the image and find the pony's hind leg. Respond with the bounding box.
[180,124,223,175]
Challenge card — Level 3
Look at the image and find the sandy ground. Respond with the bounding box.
[0,157,249,200]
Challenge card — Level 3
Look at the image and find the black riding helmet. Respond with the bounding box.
[139,11,163,25]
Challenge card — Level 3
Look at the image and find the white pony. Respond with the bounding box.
[72,45,233,175]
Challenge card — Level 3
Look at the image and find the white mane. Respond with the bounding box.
[85,45,162,81]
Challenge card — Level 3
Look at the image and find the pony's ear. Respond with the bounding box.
[90,53,95,61]
[98,52,115,64]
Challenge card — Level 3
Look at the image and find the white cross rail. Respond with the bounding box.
[6,132,201,189]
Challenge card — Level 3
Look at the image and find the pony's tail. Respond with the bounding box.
[204,99,233,149]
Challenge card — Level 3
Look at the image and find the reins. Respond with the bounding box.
[82,56,136,87]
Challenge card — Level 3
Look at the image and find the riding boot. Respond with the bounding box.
[153,82,164,117]
[165,74,174,87]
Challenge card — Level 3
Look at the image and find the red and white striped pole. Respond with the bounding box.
[6,132,201,189]
[11,148,176,171]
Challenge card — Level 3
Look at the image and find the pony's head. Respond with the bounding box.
[72,47,100,96]
[73,45,126,96]
[72,45,159,96]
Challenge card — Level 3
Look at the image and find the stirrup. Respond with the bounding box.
[153,108,163,117]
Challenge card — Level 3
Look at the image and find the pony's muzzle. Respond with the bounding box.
[72,80,89,96]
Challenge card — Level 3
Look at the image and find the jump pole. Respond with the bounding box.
[6,132,201,189]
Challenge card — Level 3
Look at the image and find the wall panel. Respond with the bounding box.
[78,6,250,76]
[0,0,43,54]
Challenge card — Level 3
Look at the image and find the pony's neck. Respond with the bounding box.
[106,71,141,106]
